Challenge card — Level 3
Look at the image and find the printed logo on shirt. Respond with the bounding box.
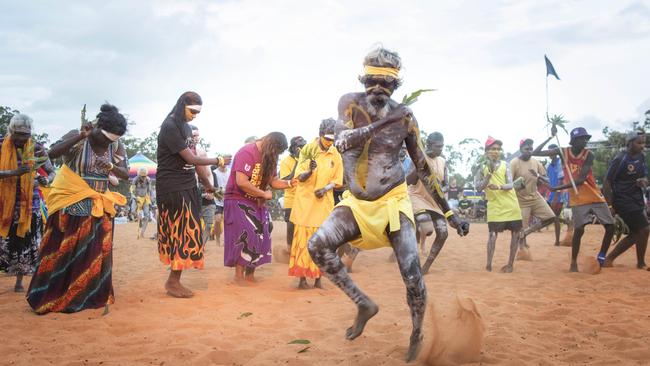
[244,163,251,172]
[628,163,636,173]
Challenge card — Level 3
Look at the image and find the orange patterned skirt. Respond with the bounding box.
[27,211,114,314]
[157,188,204,270]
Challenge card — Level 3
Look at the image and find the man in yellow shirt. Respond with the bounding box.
[474,137,523,273]
[289,120,343,289]
[279,136,306,251]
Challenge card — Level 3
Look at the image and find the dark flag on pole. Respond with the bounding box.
[545,55,560,80]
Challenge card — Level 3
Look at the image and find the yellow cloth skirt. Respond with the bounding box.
[289,226,321,278]
[337,182,415,250]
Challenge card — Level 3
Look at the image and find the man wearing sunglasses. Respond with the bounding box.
[307,47,469,363]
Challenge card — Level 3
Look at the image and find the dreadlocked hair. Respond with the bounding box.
[259,132,288,190]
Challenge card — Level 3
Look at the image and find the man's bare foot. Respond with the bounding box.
[14,284,24,292]
[554,241,560,246]
[570,262,579,272]
[345,300,379,340]
[485,264,492,272]
[405,331,423,363]
[298,278,309,289]
[637,262,647,269]
[314,278,323,289]
[500,264,513,273]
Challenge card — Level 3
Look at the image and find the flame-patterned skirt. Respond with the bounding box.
[26,212,114,314]
[157,188,204,270]
[223,199,271,268]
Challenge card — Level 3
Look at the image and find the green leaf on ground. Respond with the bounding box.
[297,346,310,353]
[237,312,253,319]
[288,339,311,345]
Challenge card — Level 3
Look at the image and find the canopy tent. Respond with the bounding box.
[128,152,157,179]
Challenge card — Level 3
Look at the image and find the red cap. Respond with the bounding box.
[485,136,502,149]
[519,138,533,147]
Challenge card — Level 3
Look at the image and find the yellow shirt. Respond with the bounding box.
[290,139,343,227]
[483,162,522,223]
[279,155,299,209]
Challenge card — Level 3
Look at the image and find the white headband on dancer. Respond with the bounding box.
[187,105,202,112]
[101,129,121,142]
[323,134,335,141]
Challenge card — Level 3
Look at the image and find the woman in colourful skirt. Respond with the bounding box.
[26,104,129,314]
[156,92,227,298]
[224,132,294,283]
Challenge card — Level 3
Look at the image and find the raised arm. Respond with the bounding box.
[334,95,407,153]
[48,124,92,160]
[108,141,130,181]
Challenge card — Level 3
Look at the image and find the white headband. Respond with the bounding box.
[187,105,202,112]
[101,129,121,142]
[323,134,335,140]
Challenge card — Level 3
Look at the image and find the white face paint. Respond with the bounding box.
[101,129,120,142]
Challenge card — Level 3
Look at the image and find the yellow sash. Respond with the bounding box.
[0,136,35,237]
[337,182,414,250]
[47,164,126,218]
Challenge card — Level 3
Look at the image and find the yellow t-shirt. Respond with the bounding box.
[484,162,522,223]
[290,139,344,227]
[279,155,298,209]
[510,157,546,207]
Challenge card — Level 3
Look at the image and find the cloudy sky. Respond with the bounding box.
[1,0,649,160]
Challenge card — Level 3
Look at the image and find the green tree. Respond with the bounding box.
[0,106,50,144]
[593,109,650,183]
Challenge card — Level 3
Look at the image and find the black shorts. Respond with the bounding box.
[618,210,649,232]
[488,220,523,233]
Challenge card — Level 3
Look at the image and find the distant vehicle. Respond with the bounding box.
[457,188,486,222]
[462,188,484,202]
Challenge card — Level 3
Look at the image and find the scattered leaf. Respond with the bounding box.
[237,312,253,319]
[297,346,310,353]
[288,339,311,345]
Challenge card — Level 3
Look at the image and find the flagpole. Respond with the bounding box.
[546,72,578,194]
[546,75,549,120]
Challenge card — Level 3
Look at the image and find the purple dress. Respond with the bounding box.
[223,143,272,268]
